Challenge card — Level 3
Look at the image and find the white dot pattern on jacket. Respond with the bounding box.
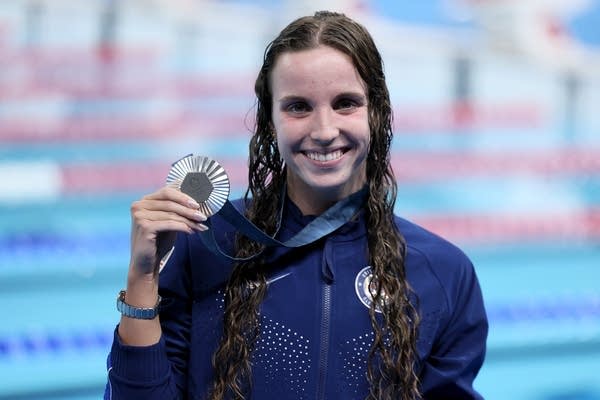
[216,290,225,309]
[338,331,373,394]
[253,318,312,398]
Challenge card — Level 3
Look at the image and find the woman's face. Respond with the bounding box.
[270,45,370,214]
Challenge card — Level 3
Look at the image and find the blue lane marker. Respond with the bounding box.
[0,329,113,358]
[488,295,600,323]
[0,294,599,358]
[0,232,128,253]
[0,232,130,270]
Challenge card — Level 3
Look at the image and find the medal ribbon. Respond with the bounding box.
[200,186,367,261]
[167,154,367,262]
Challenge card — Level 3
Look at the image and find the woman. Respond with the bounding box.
[106,11,487,400]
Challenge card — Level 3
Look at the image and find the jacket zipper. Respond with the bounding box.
[317,282,332,399]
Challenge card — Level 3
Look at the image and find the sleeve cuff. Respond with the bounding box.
[109,326,170,382]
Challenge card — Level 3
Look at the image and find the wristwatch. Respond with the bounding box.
[116,290,161,320]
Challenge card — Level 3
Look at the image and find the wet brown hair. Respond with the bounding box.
[210,11,420,400]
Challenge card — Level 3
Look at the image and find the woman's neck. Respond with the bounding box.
[286,182,365,216]
[286,189,335,216]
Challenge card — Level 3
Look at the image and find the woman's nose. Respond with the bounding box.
[310,108,339,143]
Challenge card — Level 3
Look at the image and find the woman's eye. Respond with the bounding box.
[286,102,310,114]
[336,98,358,110]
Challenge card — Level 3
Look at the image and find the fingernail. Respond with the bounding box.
[195,211,207,221]
[195,223,208,231]
[188,198,200,208]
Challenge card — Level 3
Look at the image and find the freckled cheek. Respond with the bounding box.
[274,120,308,148]
[273,135,296,160]
[343,121,371,150]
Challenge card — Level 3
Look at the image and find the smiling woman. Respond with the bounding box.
[271,46,371,215]
[105,10,488,400]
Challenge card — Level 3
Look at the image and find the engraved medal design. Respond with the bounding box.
[166,155,230,217]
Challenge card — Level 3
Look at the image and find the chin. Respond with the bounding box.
[311,180,357,196]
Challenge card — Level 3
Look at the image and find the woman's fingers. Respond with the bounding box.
[128,186,210,276]
[133,209,208,233]
[138,187,208,225]
[135,199,207,224]
[144,186,200,209]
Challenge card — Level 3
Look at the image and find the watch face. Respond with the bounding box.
[166,155,230,217]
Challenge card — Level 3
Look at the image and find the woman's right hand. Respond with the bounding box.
[119,186,206,345]
[128,186,208,281]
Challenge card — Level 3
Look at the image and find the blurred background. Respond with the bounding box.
[1,0,599,399]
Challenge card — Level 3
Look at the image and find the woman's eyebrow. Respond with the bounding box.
[333,91,367,101]
[277,95,307,104]
[277,92,366,104]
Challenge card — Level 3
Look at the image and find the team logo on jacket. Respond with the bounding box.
[355,266,386,313]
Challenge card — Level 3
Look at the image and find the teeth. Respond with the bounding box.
[306,150,343,162]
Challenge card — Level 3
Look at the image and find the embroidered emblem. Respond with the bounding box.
[354,266,386,313]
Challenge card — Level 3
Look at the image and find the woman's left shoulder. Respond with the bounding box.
[395,215,471,263]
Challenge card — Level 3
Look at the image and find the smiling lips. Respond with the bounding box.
[304,149,347,162]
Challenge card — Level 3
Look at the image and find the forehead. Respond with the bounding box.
[270,45,366,96]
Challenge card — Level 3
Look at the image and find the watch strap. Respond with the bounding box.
[116,290,161,320]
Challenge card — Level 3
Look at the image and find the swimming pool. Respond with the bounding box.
[1,2,600,399]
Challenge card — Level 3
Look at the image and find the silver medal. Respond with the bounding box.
[166,155,230,217]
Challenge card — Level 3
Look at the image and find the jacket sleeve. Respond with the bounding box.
[419,258,488,400]
[105,232,193,400]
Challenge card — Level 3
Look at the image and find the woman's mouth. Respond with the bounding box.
[304,149,346,162]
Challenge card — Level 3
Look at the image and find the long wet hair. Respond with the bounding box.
[209,11,420,400]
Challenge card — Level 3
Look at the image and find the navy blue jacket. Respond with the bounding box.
[106,199,488,399]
